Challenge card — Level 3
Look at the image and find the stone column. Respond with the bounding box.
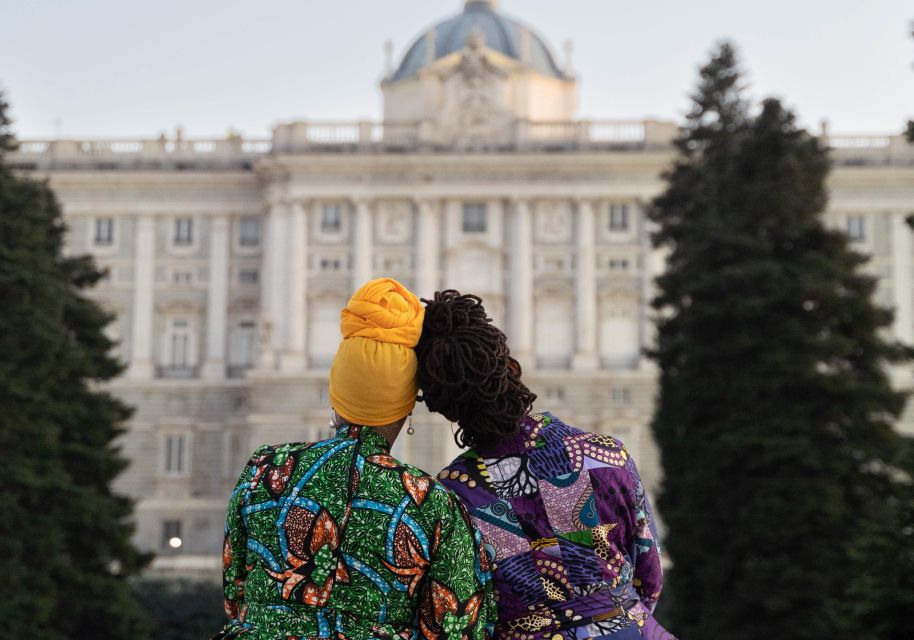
[892,211,914,343]
[573,199,599,370]
[259,201,289,369]
[352,198,374,290]
[415,199,441,299]
[257,207,275,369]
[641,205,666,364]
[127,215,156,380]
[281,201,309,371]
[202,216,229,379]
[509,198,534,369]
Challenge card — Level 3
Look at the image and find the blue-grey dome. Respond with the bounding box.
[389,0,565,82]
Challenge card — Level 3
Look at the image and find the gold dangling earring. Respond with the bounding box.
[407,415,415,436]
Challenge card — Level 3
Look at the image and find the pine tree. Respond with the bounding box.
[844,437,914,639]
[649,44,910,640]
[0,90,150,638]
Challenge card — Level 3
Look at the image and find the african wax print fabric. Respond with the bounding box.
[438,413,675,640]
[214,424,496,640]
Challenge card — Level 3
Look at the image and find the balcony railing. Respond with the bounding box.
[227,365,251,379]
[8,121,913,168]
[156,365,199,380]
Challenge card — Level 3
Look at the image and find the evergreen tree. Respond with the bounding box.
[649,44,910,640]
[0,90,150,638]
[845,437,914,639]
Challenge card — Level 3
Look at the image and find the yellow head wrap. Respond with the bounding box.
[329,278,425,427]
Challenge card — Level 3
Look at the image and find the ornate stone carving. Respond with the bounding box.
[435,28,511,147]
[535,201,572,243]
[258,316,273,354]
[377,201,413,244]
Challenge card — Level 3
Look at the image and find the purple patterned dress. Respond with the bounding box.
[437,412,675,640]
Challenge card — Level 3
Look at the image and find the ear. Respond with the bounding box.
[507,357,522,377]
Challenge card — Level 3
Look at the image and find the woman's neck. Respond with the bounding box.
[371,422,403,446]
[333,412,405,447]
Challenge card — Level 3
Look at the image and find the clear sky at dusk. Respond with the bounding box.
[2,0,911,139]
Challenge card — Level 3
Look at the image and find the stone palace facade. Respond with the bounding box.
[9,0,914,574]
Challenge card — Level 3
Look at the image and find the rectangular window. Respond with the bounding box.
[847,215,866,242]
[609,204,629,232]
[611,387,632,406]
[174,217,194,246]
[239,269,259,284]
[94,217,114,246]
[609,258,630,271]
[320,257,342,272]
[239,217,261,247]
[462,203,488,233]
[173,271,193,284]
[381,256,409,272]
[321,204,343,234]
[543,386,566,403]
[170,319,191,367]
[164,434,187,475]
[162,520,183,549]
[236,321,256,367]
[542,257,564,272]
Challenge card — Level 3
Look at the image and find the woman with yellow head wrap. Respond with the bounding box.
[213,278,496,640]
[329,277,424,428]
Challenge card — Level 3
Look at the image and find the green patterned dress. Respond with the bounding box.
[214,424,496,640]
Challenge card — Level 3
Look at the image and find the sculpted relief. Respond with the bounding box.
[435,30,512,147]
[535,201,572,243]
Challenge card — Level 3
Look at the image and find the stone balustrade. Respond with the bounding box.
[7,122,914,169]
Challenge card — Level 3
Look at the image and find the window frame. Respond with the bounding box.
[228,319,258,374]
[158,316,198,378]
[173,217,194,247]
[162,432,191,477]
[238,216,262,249]
[238,268,260,285]
[161,519,183,550]
[846,215,866,242]
[461,202,488,234]
[608,203,630,232]
[93,216,115,247]
[320,203,344,235]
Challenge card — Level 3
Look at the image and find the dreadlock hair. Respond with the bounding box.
[415,289,537,450]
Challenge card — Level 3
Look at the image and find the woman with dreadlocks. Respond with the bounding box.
[416,290,675,640]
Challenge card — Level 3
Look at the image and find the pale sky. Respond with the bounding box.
[2,0,912,139]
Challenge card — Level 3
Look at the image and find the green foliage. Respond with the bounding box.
[0,89,13,153]
[132,578,225,640]
[0,90,150,638]
[844,438,914,639]
[649,43,911,640]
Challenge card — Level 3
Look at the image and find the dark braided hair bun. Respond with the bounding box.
[415,290,537,450]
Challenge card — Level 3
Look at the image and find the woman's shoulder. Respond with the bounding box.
[236,436,348,479]
[245,439,323,463]
[360,451,454,502]
[535,411,630,451]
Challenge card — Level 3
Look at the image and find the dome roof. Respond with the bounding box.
[390,0,565,82]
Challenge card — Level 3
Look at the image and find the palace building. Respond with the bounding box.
[9,0,914,573]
